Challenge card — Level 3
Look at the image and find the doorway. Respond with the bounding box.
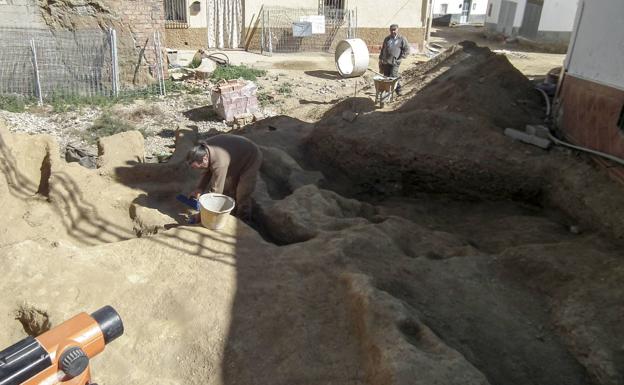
[519,0,543,39]
[460,0,472,23]
[497,0,517,35]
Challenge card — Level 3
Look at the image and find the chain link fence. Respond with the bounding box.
[0,27,167,104]
[259,5,357,54]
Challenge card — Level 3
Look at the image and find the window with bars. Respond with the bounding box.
[165,0,188,29]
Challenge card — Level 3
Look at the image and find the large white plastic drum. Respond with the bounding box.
[335,38,370,78]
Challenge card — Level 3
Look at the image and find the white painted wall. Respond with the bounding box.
[486,0,577,32]
[354,0,424,28]
[512,0,526,27]
[244,0,423,28]
[538,0,578,31]
[244,0,317,25]
[473,0,489,15]
[433,0,487,15]
[565,0,624,89]
[188,0,208,28]
[485,0,520,25]
[485,0,502,24]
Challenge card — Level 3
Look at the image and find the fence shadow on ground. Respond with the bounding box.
[304,70,342,80]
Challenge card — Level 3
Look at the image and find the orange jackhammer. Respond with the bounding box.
[0,306,124,385]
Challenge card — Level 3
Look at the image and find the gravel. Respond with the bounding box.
[0,92,242,161]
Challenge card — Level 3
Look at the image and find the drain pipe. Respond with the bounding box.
[536,87,624,166]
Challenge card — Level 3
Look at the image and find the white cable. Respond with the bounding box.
[535,86,624,166]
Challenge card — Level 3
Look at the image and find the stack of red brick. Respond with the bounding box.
[211,79,259,122]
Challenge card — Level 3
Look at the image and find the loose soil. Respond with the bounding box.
[1,28,622,385]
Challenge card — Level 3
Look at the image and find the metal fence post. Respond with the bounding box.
[30,38,43,106]
[110,28,120,97]
[156,30,166,96]
[261,9,265,54]
[267,9,273,55]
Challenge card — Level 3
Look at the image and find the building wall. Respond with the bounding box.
[356,0,423,28]
[243,0,317,26]
[118,0,166,49]
[558,75,624,181]
[243,0,425,52]
[188,0,208,28]
[0,0,45,28]
[558,0,624,181]
[485,0,575,49]
[433,0,488,16]
[166,28,208,49]
[564,0,623,89]
[484,0,501,24]
[538,0,577,31]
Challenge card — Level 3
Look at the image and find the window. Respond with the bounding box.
[473,2,477,10]
[440,3,448,13]
[165,0,188,29]
[487,3,493,16]
[324,0,346,21]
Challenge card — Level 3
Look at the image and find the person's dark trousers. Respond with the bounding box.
[380,63,402,94]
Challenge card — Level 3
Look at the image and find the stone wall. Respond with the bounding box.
[358,28,425,54]
[165,28,209,50]
[0,0,45,28]
[35,0,166,85]
[117,0,165,57]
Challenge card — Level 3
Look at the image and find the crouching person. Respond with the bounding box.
[187,134,262,222]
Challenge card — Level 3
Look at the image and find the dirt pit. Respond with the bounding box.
[1,42,623,385]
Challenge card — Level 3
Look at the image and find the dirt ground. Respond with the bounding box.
[1,28,623,385]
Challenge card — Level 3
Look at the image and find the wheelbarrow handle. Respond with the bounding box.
[367,68,384,77]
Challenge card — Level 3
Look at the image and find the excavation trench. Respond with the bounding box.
[2,41,623,385]
[251,144,593,385]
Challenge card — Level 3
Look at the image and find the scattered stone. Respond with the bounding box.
[252,112,265,122]
[341,110,358,122]
[65,142,97,169]
[234,113,254,126]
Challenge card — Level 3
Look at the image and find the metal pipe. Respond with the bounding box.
[30,39,43,106]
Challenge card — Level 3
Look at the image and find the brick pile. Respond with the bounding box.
[210,79,259,122]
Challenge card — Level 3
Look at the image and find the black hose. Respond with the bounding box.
[207,52,230,66]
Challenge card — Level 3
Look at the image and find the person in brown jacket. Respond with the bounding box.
[186,134,263,221]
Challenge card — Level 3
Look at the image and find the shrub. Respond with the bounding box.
[0,95,30,113]
[211,65,267,81]
[83,111,145,143]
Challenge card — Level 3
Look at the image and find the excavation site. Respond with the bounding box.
[1,41,623,385]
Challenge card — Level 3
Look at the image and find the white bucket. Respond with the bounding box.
[198,193,236,230]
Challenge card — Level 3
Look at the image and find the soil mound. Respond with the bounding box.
[401,41,544,130]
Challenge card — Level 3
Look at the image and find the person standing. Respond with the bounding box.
[186,134,262,222]
[378,24,410,96]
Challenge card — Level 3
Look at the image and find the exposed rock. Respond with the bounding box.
[66,142,97,169]
[96,130,146,173]
[342,273,490,385]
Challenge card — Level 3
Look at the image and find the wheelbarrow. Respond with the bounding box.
[373,75,400,107]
